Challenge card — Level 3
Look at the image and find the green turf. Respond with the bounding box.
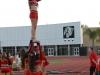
[48,59,69,64]
[12,59,69,67]
[12,63,17,67]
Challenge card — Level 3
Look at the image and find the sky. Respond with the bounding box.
[0,0,100,27]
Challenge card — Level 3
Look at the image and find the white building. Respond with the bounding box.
[0,21,83,56]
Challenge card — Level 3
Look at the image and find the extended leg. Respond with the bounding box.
[29,11,40,43]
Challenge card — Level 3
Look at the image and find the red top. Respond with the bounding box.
[29,43,48,67]
[0,58,10,70]
[9,57,13,64]
[25,58,28,69]
[25,58,28,64]
[35,44,43,66]
[30,43,43,66]
[43,59,49,67]
[29,0,38,6]
[42,54,49,67]
[1,59,9,65]
[25,56,42,69]
[0,58,1,70]
[97,55,100,71]
[89,51,97,67]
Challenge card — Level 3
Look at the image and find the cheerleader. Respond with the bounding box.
[28,51,42,75]
[7,52,13,75]
[42,52,49,75]
[20,49,30,75]
[0,52,11,75]
[28,43,47,75]
[7,53,13,64]
[28,0,41,42]
[20,48,42,75]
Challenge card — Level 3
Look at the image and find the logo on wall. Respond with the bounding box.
[63,26,74,38]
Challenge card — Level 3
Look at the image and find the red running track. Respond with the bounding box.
[0,56,90,75]
[46,56,90,75]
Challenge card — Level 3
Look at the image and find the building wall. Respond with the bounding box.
[0,21,83,47]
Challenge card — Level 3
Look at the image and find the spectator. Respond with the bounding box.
[15,52,21,67]
[94,49,100,75]
[89,47,97,75]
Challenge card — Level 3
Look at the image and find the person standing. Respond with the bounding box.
[0,52,11,75]
[7,52,13,75]
[28,0,41,43]
[89,47,97,75]
[15,52,20,67]
[42,51,49,75]
[94,49,100,75]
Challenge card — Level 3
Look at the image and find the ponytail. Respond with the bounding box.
[28,51,36,72]
[20,49,25,70]
[1,52,6,62]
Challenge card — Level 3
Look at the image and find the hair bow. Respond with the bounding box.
[30,54,34,56]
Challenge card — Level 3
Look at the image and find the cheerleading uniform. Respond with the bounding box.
[0,58,11,73]
[30,64,43,75]
[29,43,43,75]
[42,56,49,67]
[0,58,1,70]
[29,0,41,19]
[25,58,30,75]
[9,57,13,71]
[24,54,42,75]
[41,54,49,75]
[27,43,48,75]
[9,57,13,64]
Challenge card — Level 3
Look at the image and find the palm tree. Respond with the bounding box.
[83,28,97,47]
[96,28,100,38]
[81,24,88,28]
[96,28,100,42]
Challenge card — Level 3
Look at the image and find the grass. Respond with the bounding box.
[12,63,17,67]
[48,59,69,64]
[12,59,69,67]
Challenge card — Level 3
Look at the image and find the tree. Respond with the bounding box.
[96,28,100,42]
[96,22,100,42]
[81,24,88,28]
[96,28,100,39]
[83,28,97,47]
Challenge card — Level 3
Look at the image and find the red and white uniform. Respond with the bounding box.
[28,43,49,75]
[42,56,49,67]
[29,0,38,6]
[25,57,42,75]
[97,55,100,71]
[28,0,41,19]
[9,57,13,64]
[25,58,30,75]
[36,46,49,67]
[0,58,1,70]
[29,43,43,75]
[9,57,13,71]
[0,59,11,73]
